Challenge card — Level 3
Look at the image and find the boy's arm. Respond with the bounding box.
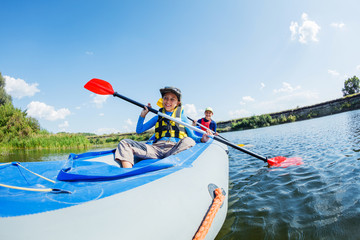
[136,115,158,133]
[211,120,217,132]
[182,112,202,143]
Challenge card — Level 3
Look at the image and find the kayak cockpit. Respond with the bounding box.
[57,149,176,181]
[56,141,212,182]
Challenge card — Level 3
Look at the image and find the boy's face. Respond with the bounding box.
[205,110,213,120]
[162,92,180,112]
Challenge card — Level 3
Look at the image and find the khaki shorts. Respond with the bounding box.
[114,137,196,166]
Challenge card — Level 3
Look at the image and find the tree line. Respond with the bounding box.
[0,73,90,149]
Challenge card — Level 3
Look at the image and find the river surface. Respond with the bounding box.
[216,109,360,240]
[1,110,360,239]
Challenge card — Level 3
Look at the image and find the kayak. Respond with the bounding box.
[0,139,229,240]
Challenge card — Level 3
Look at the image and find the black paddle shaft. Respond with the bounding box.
[213,136,268,162]
[113,92,268,163]
[113,92,159,115]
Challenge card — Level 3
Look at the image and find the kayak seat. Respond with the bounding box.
[57,149,176,181]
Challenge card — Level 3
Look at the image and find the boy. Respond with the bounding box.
[115,86,210,168]
[194,107,218,137]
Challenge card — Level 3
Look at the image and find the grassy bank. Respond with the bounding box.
[0,132,155,150]
[218,114,296,132]
[87,132,154,146]
[0,133,91,150]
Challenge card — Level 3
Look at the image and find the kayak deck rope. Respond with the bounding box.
[193,188,226,240]
[0,183,70,193]
[0,162,12,167]
[0,162,71,194]
[13,162,56,183]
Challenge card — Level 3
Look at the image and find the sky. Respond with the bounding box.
[1,0,360,135]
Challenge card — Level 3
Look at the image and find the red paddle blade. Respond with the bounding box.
[84,78,115,95]
[267,156,303,167]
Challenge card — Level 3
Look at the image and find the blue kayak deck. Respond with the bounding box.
[0,141,212,217]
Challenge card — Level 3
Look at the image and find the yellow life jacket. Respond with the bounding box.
[154,106,188,141]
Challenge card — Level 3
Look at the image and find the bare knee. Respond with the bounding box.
[115,158,133,168]
[120,160,133,168]
[182,137,196,147]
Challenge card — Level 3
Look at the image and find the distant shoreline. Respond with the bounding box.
[216,93,360,132]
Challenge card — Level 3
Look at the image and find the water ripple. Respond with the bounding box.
[216,110,360,240]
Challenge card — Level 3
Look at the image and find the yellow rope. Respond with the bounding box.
[15,162,56,183]
[0,162,11,166]
[0,183,54,192]
[0,163,71,193]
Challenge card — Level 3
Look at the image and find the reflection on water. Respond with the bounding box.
[216,110,360,239]
[0,145,117,163]
[0,148,80,163]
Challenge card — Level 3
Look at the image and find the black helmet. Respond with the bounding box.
[159,86,182,101]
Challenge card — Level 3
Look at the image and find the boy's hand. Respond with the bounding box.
[141,103,152,118]
[201,129,213,143]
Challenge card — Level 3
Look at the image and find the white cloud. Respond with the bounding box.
[125,118,134,126]
[92,94,109,108]
[242,96,255,102]
[4,75,40,99]
[183,103,199,119]
[330,22,345,29]
[273,82,301,94]
[259,90,319,112]
[229,84,319,120]
[356,65,360,70]
[118,118,136,133]
[233,97,255,117]
[290,21,299,40]
[229,109,251,118]
[290,13,321,44]
[58,121,69,131]
[260,83,265,90]
[228,87,320,120]
[26,101,71,121]
[276,90,319,103]
[95,118,135,135]
[94,128,120,135]
[85,51,94,55]
[328,69,340,76]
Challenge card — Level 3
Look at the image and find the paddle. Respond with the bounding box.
[157,98,245,146]
[84,78,303,167]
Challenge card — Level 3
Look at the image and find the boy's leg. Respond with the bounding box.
[164,137,196,158]
[115,139,156,168]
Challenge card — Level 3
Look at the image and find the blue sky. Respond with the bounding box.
[1,0,360,134]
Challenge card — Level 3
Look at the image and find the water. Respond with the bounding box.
[1,111,360,239]
[216,110,360,240]
[0,146,117,163]
[0,148,85,163]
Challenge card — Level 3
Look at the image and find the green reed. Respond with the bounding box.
[1,133,91,149]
